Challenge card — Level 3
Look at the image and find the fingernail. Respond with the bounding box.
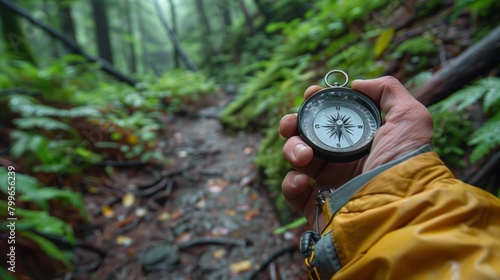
[292,174,301,187]
[293,143,308,160]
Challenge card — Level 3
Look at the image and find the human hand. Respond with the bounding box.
[279,76,434,231]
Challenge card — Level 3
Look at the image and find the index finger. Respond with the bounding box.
[304,85,324,100]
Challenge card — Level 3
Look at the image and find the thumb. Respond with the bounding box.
[351,76,416,116]
[352,76,434,171]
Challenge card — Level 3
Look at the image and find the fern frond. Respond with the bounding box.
[468,113,500,163]
[20,187,88,219]
[0,167,42,195]
[432,84,485,111]
[480,77,500,112]
[13,116,71,131]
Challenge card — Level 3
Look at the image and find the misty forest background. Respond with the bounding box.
[0,0,499,278]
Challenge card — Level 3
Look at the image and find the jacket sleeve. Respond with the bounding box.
[303,148,500,280]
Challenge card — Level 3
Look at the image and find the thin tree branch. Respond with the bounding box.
[0,0,138,86]
[154,0,199,72]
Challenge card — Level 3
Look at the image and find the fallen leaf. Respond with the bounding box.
[236,204,250,211]
[115,215,135,227]
[239,175,255,187]
[116,235,133,246]
[211,226,229,236]
[212,249,226,259]
[206,178,229,193]
[127,133,140,145]
[126,247,137,257]
[86,185,100,194]
[249,193,258,201]
[225,209,236,217]
[229,260,252,274]
[122,192,135,208]
[170,209,184,220]
[196,198,207,209]
[243,146,253,154]
[176,232,192,243]
[135,207,147,217]
[244,209,259,221]
[102,205,114,218]
[157,212,170,221]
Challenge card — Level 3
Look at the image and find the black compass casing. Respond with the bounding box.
[297,87,382,162]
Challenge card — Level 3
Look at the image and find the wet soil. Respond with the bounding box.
[72,92,308,279]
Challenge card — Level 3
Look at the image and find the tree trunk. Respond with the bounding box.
[58,1,76,42]
[124,0,137,73]
[0,3,37,65]
[154,0,199,72]
[253,0,272,21]
[0,0,136,85]
[136,0,148,71]
[91,0,113,65]
[240,0,255,36]
[413,26,500,106]
[218,1,232,27]
[167,0,180,69]
[194,0,214,72]
[138,1,167,74]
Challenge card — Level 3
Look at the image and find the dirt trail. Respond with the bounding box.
[75,92,307,279]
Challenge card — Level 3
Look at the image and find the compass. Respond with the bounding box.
[297,70,382,162]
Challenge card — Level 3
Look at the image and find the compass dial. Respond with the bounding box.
[298,87,381,162]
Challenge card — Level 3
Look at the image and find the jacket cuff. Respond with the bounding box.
[324,144,433,221]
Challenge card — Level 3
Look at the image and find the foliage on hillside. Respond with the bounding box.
[220,0,500,215]
[0,55,216,275]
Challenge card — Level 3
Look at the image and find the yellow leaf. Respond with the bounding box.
[116,235,133,246]
[127,133,140,145]
[86,185,100,194]
[122,192,135,208]
[102,205,114,218]
[229,260,252,274]
[157,212,170,221]
[212,249,226,259]
[374,28,394,58]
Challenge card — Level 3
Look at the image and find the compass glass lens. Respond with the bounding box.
[313,107,364,149]
[297,86,381,162]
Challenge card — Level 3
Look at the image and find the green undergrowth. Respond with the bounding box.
[0,55,216,275]
[430,77,500,166]
[220,0,500,221]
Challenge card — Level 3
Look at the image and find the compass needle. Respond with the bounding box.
[341,127,355,146]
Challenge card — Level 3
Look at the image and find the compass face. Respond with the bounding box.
[313,107,364,148]
[297,87,381,162]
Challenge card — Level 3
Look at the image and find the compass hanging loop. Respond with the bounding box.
[324,70,349,88]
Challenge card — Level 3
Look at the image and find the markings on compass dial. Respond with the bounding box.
[322,112,356,142]
[313,106,368,149]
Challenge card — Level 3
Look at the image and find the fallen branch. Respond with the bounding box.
[34,231,107,259]
[0,0,138,86]
[247,244,296,280]
[466,151,500,188]
[413,26,500,106]
[178,237,250,250]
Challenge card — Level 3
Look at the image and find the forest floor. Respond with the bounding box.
[71,90,309,280]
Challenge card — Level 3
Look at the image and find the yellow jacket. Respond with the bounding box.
[301,146,500,279]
